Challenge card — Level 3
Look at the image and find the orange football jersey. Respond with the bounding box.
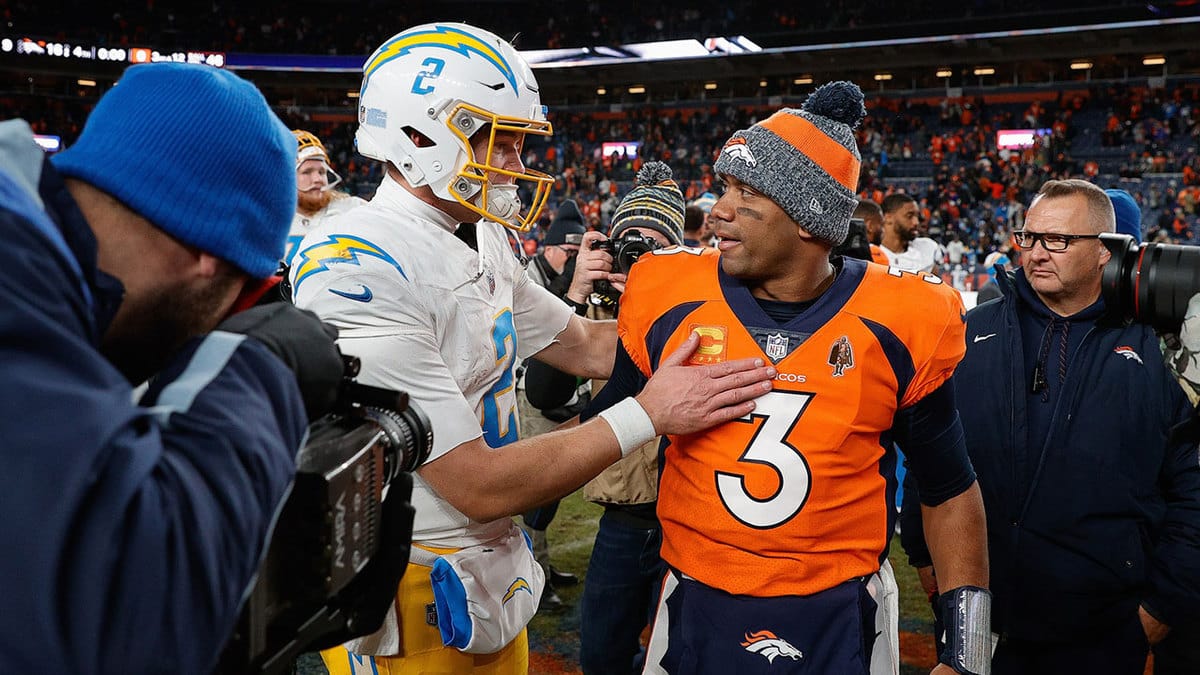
[618,247,965,597]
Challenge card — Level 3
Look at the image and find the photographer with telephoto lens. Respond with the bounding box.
[903,179,1200,674]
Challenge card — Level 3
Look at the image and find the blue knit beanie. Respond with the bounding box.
[1104,188,1142,243]
[52,63,296,278]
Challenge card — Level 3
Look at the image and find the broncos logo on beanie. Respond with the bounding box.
[713,80,866,247]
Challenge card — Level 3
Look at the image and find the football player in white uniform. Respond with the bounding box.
[290,22,775,675]
[880,192,944,274]
[284,129,366,267]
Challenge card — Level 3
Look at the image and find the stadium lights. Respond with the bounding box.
[874,73,892,81]
[704,82,718,90]
[759,79,768,88]
[1070,60,1093,70]
[596,87,606,95]
[936,68,953,78]
[793,75,813,85]
[346,91,359,98]
[628,85,646,94]
[76,78,96,86]
[1143,55,1166,66]
[973,66,996,76]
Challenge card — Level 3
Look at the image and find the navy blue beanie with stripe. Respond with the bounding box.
[52,63,296,278]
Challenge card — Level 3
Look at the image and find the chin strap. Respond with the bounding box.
[938,585,992,675]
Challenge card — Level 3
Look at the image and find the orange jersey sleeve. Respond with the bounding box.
[615,253,966,597]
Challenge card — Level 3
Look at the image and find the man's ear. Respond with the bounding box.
[195,250,226,279]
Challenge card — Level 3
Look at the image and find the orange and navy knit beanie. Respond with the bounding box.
[713,80,865,247]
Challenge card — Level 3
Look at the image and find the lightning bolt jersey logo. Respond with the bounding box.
[292,235,406,292]
[502,577,532,604]
[363,25,519,96]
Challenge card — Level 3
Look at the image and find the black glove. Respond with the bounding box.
[545,255,576,299]
[218,303,343,420]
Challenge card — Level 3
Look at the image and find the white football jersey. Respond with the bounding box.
[881,236,944,274]
[291,177,572,547]
[284,193,366,268]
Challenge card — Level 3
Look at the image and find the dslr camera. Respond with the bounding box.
[1100,233,1200,332]
[590,230,662,300]
[217,356,432,674]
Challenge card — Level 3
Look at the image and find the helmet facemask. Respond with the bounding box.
[444,102,553,232]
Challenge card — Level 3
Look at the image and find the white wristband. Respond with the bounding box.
[597,397,657,457]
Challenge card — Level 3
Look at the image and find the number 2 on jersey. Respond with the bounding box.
[481,309,518,447]
[716,390,814,529]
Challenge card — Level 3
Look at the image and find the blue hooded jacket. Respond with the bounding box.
[903,268,1200,641]
[0,121,306,673]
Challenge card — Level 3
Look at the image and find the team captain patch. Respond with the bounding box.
[688,325,728,365]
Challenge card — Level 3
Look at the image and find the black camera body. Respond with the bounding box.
[217,359,432,674]
[1101,233,1200,332]
[832,217,872,262]
[590,230,662,299]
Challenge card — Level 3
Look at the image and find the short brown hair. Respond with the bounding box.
[1034,179,1115,234]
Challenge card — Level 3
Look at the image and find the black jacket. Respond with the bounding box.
[0,122,306,673]
[903,269,1200,642]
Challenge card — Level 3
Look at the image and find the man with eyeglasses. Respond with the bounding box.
[902,179,1200,674]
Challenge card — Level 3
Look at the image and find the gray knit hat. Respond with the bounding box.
[713,80,865,247]
[610,162,685,245]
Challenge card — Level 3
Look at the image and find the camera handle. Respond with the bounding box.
[247,472,416,675]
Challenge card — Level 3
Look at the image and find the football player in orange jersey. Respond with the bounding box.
[580,81,990,675]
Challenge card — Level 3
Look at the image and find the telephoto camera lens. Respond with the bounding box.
[1101,233,1200,332]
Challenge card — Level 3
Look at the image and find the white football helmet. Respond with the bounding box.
[356,23,554,231]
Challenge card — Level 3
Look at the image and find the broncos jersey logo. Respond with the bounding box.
[502,577,533,604]
[363,24,519,95]
[740,630,803,664]
[292,235,406,292]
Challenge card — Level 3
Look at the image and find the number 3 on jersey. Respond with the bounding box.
[716,390,814,529]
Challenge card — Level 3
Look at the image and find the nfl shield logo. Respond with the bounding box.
[766,333,788,362]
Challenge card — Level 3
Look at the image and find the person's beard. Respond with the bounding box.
[297,188,333,216]
[901,226,918,243]
[101,274,239,385]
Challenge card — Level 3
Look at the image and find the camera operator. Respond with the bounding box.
[0,63,344,674]
[289,24,773,674]
[902,179,1200,674]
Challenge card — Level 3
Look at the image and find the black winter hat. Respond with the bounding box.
[544,199,587,246]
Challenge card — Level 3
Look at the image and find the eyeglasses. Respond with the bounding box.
[554,245,580,259]
[1012,230,1101,252]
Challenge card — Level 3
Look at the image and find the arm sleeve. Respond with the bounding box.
[1142,382,1200,627]
[899,462,934,568]
[580,341,649,423]
[894,377,977,507]
[512,263,574,361]
[0,209,306,674]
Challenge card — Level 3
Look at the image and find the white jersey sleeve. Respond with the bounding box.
[512,262,573,361]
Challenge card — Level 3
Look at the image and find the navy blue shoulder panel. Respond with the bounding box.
[644,300,706,371]
[860,316,916,405]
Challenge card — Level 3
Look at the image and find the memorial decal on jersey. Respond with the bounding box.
[827,335,855,377]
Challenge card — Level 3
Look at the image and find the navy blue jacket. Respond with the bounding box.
[904,269,1200,642]
[0,121,307,673]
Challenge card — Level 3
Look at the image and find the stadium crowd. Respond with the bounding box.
[1,0,1184,52]
[5,76,1199,290]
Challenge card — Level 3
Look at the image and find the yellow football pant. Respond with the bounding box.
[321,556,529,675]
